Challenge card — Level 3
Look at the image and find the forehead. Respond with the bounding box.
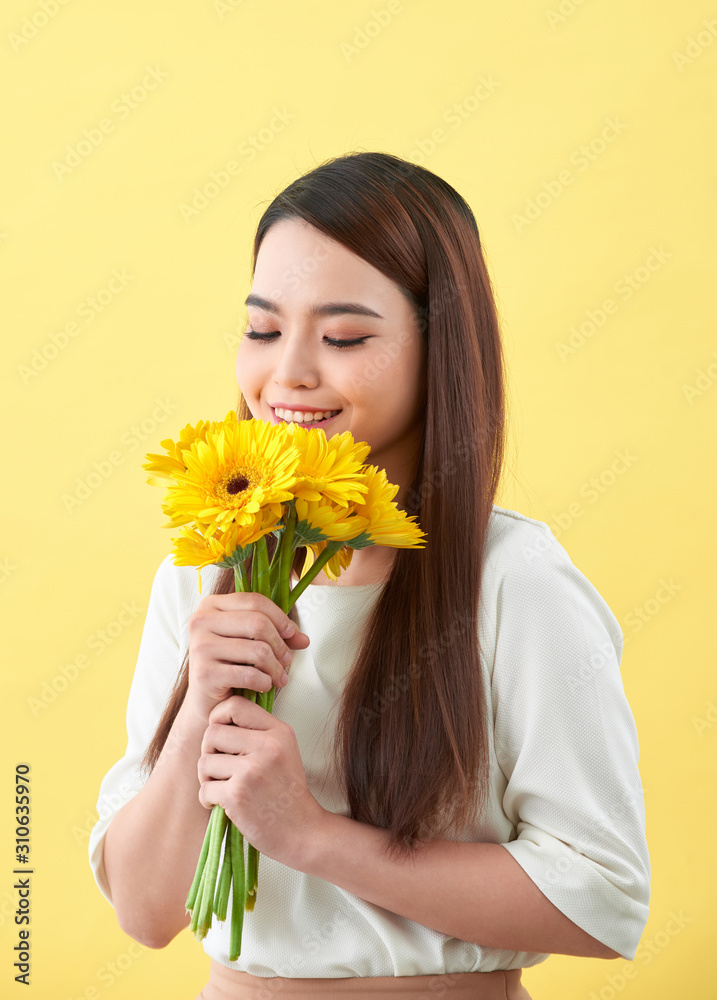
[251,219,417,323]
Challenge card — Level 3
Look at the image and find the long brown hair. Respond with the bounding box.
[141,151,507,862]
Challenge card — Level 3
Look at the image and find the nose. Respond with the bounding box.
[271,328,319,390]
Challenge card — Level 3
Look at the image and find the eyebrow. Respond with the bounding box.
[245,293,384,320]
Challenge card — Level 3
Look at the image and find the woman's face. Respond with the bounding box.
[236,217,427,497]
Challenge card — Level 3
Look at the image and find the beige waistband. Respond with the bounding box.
[195,959,533,1000]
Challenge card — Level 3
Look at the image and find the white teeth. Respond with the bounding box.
[274,407,341,423]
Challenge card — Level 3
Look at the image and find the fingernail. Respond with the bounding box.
[283,622,295,637]
[281,672,289,686]
[282,649,292,666]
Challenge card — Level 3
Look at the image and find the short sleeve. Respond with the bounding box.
[87,554,197,906]
[491,528,650,960]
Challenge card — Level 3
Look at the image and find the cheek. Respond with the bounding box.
[235,346,261,399]
[358,348,420,412]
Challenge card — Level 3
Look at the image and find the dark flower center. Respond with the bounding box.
[226,476,249,495]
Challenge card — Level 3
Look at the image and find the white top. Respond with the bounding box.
[88,505,650,975]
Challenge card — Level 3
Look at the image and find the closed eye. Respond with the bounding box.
[243,329,372,350]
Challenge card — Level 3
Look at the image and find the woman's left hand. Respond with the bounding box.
[197,694,327,868]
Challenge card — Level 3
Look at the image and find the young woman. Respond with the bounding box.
[88,152,650,999]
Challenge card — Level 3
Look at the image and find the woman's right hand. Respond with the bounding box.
[184,591,310,726]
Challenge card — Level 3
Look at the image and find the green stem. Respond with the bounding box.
[276,503,296,613]
[228,821,245,960]
[195,806,227,939]
[267,522,286,595]
[190,841,216,936]
[285,540,344,609]
[251,517,303,888]
[237,558,250,592]
[213,823,233,921]
[185,812,212,912]
[192,522,301,953]
[189,868,206,934]
[255,533,270,598]
[250,543,259,592]
[245,841,259,911]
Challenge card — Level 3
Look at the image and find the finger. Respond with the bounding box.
[205,591,299,642]
[198,772,231,810]
[201,719,264,757]
[215,635,289,690]
[208,693,275,730]
[197,749,239,781]
[190,650,270,698]
[198,606,298,672]
[194,633,288,691]
[191,594,289,660]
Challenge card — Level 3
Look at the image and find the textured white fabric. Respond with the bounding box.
[88,504,650,975]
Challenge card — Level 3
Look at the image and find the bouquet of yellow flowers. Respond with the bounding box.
[143,411,425,959]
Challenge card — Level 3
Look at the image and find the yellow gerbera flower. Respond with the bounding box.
[295,466,425,580]
[293,496,370,547]
[283,422,371,506]
[143,417,225,486]
[172,507,283,592]
[299,539,355,582]
[159,413,301,534]
[347,465,427,549]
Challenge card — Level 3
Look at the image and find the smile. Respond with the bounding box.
[271,407,342,427]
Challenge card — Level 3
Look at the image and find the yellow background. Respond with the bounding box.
[2,1,715,997]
